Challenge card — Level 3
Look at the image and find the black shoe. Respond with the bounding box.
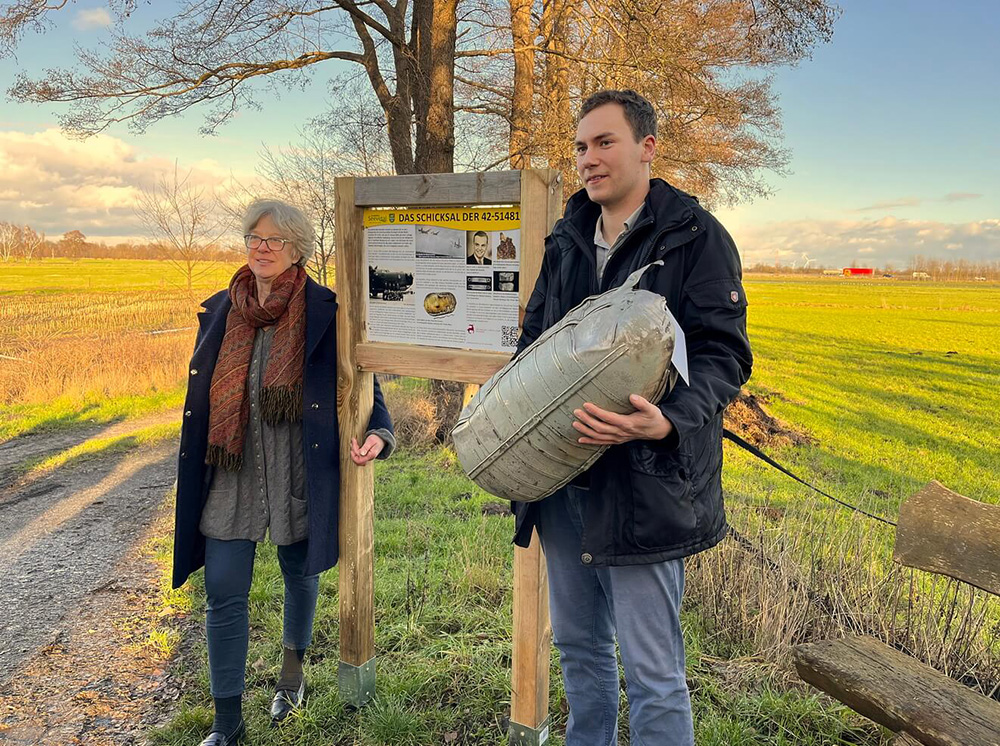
[198,719,245,745]
[270,679,307,724]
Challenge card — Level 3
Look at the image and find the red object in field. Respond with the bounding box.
[842,267,874,276]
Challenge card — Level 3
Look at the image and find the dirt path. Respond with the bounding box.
[0,416,182,705]
[0,498,193,745]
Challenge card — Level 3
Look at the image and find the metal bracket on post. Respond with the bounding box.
[508,716,550,746]
[338,657,376,708]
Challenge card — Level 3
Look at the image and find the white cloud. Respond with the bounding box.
[0,128,239,242]
[853,192,983,212]
[732,216,1000,267]
[72,8,112,30]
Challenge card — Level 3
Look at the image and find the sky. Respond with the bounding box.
[0,0,997,268]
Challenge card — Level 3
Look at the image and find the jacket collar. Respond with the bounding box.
[560,178,698,239]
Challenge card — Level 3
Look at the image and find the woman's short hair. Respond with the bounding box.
[242,199,316,266]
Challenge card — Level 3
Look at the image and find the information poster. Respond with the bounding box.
[364,207,521,352]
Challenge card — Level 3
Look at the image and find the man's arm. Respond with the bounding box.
[657,222,752,448]
[572,220,752,448]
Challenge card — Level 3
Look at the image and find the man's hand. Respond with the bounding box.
[573,394,673,445]
[350,434,385,465]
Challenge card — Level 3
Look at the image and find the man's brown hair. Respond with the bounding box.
[579,89,657,142]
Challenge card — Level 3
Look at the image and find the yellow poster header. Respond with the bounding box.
[364,206,520,231]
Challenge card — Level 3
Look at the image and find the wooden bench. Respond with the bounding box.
[793,481,1000,746]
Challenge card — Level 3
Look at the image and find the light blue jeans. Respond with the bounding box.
[536,487,694,746]
[204,538,320,698]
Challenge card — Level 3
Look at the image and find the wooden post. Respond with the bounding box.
[509,168,561,745]
[334,176,377,706]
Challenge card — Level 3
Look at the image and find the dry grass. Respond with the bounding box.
[687,454,1000,698]
[380,377,440,451]
[0,291,198,414]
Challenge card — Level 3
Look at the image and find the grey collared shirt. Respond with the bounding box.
[200,326,395,545]
[594,202,646,283]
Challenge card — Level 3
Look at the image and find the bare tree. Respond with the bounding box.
[2,1,460,174]
[135,162,228,295]
[20,225,43,262]
[0,221,19,261]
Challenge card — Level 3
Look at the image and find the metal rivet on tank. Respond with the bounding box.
[581,553,593,564]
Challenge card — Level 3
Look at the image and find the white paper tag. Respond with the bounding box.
[664,304,689,384]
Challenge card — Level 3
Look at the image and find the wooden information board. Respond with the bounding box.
[334,169,562,744]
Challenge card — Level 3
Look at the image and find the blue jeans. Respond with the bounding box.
[204,538,320,698]
[536,487,694,746]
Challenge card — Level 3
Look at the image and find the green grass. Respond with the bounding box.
[726,277,1000,516]
[0,257,241,294]
[0,390,186,441]
[1,258,242,441]
[19,421,182,477]
[152,443,880,746]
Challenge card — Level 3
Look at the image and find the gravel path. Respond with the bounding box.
[0,420,180,686]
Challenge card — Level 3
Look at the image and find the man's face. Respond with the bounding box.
[473,234,488,260]
[575,103,655,209]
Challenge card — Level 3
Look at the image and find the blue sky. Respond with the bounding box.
[0,0,997,266]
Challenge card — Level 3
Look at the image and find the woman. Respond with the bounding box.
[172,199,394,746]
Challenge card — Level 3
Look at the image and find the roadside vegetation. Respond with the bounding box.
[4,261,999,744]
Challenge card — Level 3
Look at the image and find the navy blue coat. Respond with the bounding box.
[172,277,393,589]
[513,180,752,565]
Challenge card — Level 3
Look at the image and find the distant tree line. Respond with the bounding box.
[0,222,239,263]
[747,258,1000,281]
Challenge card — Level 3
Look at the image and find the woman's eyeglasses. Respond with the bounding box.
[244,234,291,252]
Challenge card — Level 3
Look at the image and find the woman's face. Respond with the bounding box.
[247,214,298,281]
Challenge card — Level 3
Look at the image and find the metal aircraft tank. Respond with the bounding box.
[452,263,678,502]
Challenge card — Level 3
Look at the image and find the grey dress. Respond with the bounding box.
[200,326,394,544]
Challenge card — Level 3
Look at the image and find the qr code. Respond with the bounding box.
[501,325,519,348]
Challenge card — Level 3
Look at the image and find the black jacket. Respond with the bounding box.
[512,179,752,565]
[172,277,393,588]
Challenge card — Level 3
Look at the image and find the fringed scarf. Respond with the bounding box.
[206,263,307,471]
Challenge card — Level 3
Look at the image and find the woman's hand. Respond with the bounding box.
[350,434,385,465]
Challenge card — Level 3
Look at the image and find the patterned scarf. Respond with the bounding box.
[206,263,307,471]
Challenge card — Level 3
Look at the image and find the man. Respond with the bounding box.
[467,230,493,265]
[514,89,752,745]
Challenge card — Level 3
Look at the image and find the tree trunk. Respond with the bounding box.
[415,0,457,173]
[542,0,572,175]
[509,0,533,168]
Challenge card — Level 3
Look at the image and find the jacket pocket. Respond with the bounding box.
[628,442,698,550]
[684,277,748,310]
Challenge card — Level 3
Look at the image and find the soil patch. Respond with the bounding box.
[724,391,814,449]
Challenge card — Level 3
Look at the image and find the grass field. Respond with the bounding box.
[4,262,1000,744]
[0,259,241,439]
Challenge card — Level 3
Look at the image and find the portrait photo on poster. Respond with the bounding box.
[466,230,493,265]
[495,230,519,261]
